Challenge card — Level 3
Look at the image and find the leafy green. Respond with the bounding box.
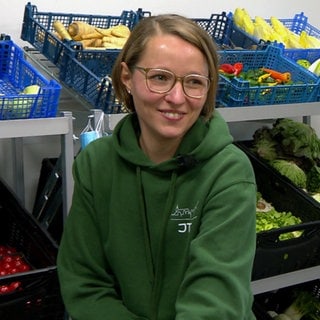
[270,159,307,189]
[252,127,278,161]
[256,209,302,239]
[256,194,302,240]
[306,165,320,193]
[251,118,320,193]
[271,118,320,161]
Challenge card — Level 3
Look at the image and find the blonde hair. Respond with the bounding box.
[111,14,219,121]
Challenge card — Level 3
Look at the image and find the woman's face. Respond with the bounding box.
[121,34,209,144]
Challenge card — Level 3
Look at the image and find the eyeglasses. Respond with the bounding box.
[134,66,210,99]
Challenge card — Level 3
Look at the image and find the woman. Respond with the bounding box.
[57,13,257,320]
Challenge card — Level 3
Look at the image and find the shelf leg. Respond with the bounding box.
[60,111,74,223]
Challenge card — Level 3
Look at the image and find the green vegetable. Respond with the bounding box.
[256,194,302,240]
[256,209,302,240]
[270,159,307,189]
[296,59,311,69]
[252,126,278,161]
[251,118,320,193]
[306,165,320,193]
[270,290,320,320]
[271,118,320,161]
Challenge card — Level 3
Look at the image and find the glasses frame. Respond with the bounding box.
[134,66,210,99]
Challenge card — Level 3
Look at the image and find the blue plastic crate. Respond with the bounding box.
[60,52,124,114]
[228,11,320,52]
[21,2,143,69]
[0,40,61,119]
[191,12,232,47]
[217,45,320,107]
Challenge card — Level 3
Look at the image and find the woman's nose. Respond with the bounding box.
[164,81,186,103]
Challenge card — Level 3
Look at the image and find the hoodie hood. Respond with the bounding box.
[112,110,233,173]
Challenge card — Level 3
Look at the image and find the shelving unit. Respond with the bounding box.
[0,112,74,221]
[22,44,320,297]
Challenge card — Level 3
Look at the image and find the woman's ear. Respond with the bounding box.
[120,62,132,93]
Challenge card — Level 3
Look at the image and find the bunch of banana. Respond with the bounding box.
[53,20,130,49]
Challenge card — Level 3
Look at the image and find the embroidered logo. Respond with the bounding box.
[170,203,198,233]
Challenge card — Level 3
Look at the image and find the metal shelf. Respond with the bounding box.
[218,101,320,122]
[251,265,320,295]
[0,112,74,221]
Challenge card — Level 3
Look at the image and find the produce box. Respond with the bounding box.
[234,141,320,280]
[217,45,319,107]
[253,279,320,320]
[228,11,320,50]
[60,56,124,113]
[191,12,232,48]
[21,2,142,71]
[0,38,61,119]
[0,178,65,319]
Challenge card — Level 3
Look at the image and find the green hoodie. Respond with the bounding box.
[57,111,257,320]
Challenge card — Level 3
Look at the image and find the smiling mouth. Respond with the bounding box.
[161,111,185,119]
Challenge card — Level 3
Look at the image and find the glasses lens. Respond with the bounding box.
[183,75,210,98]
[146,69,174,93]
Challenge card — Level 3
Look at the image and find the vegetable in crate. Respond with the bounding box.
[271,118,320,161]
[296,59,311,69]
[268,290,320,320]
[251,118,320,194]
[0,245,32,294]
[2,84,41,117]
[53,20,131,49]
[269,159,307,189]
[256,193,302,240]
[232,9,320,49]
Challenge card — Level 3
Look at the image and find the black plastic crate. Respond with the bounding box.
[235,142,320,280]
[254,279,320,320]
[33,157,63,244]
[0,178,65,319]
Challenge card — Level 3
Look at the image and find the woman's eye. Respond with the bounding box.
[150,74,170,82]
[186,78,203,86]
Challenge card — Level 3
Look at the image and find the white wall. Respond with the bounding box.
[0,0,319,211]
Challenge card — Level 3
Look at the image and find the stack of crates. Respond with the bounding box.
[21,3,236,113]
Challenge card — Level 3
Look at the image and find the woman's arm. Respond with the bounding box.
[175,180,257,320]
[57,154,146,320]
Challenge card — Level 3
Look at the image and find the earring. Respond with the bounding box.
[127,88,131,94]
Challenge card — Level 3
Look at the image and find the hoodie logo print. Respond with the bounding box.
[170,203,198,233]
